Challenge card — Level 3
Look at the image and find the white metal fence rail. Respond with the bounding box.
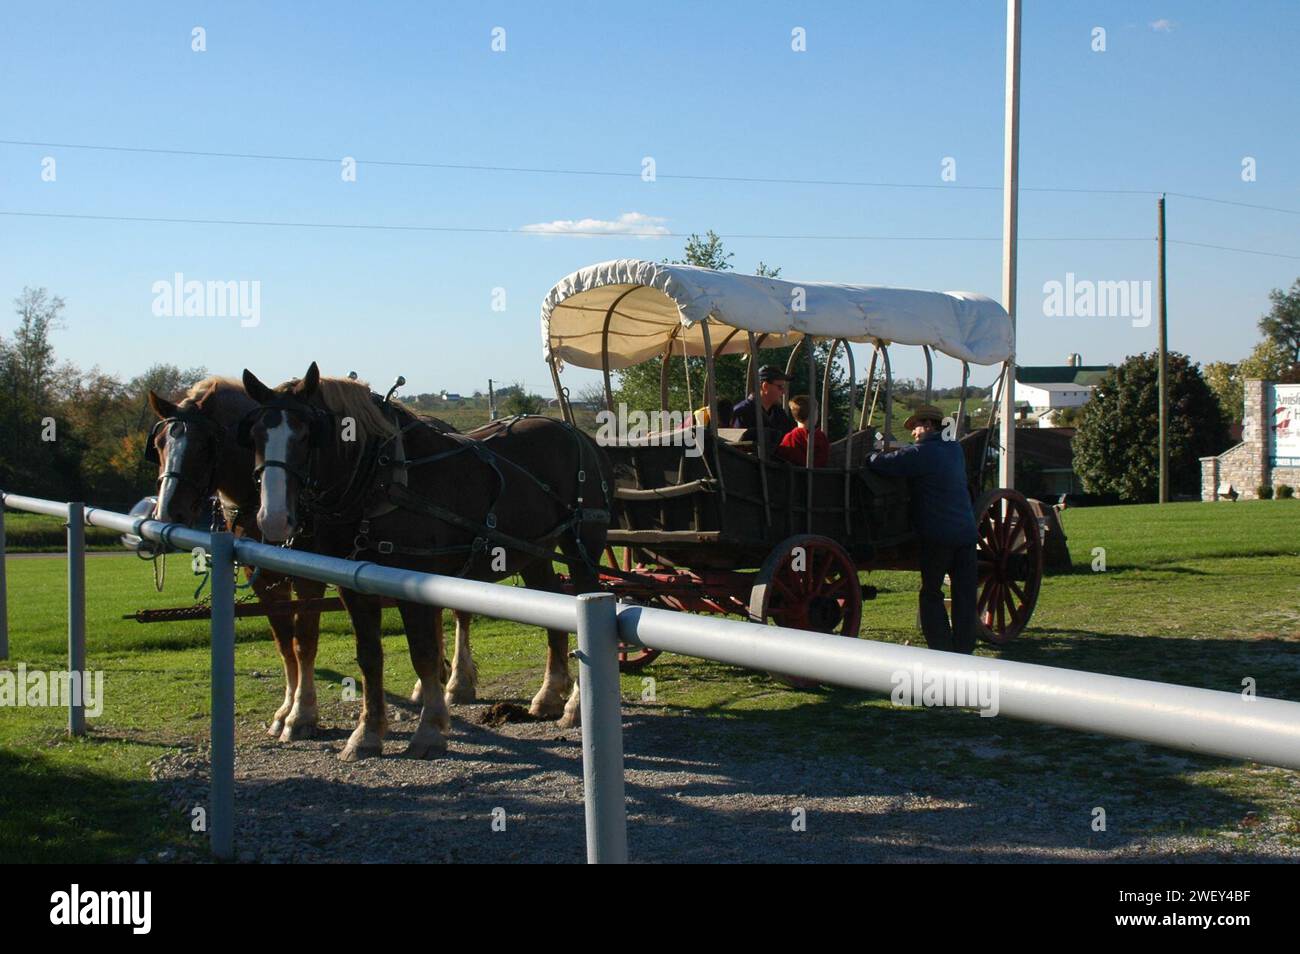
[3,490,1300,864]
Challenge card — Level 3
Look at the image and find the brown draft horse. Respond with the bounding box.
[146,378,478,739]
[240,362,614,761]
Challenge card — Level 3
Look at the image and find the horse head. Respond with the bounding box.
[241,361,334,543]
[146,384,231,526]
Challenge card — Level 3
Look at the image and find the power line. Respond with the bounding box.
[1165,191,1300,217]
[7,209,1296,258]
[0,137,1227,202]
[0,209,1152,242]
[9,138,1293,210]
[1167,239,1300,261]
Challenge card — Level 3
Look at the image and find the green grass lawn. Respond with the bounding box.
[1,499,1297,862]
[2,512,125,552]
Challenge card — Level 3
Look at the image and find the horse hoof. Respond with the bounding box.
[404,734,448,759]
[557,710,581,730]
[409,679,424,705]
[268,719,285,737]
[444,682,477,705]
[280,721,317,742]
[529,689,567,720]
[339,742,382,762]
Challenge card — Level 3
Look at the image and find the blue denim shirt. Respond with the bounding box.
[866,431,978,545]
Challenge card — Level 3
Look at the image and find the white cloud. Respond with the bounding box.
[519,211,669,238]
[1149,18,1175,32]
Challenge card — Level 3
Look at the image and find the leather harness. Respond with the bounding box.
[250,396,611,578]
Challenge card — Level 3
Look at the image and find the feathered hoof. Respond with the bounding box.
[404,730,448,759]
[529,692,567,720]
[444,680,477,705]
[339,727,384,762]
[280,720,317,742]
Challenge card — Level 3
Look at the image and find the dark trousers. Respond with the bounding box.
[918,540,979,654]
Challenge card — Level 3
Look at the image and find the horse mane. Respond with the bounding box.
[182,375,244,406]
[311,376,399,443]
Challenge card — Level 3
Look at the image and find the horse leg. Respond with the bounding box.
[556,535,608,730]
[397,600,450,758]
[339,591,387,762]
[281,576,325,741]
[256,574,298,737]
[520,562,574,720]
[444,610,478,705]
[407,608,443,703]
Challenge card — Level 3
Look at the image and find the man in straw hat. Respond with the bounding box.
[865,404,979,654]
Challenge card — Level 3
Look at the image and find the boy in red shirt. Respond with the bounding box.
[777,395,829,467]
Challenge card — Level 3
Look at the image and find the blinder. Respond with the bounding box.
[143,412,224,465]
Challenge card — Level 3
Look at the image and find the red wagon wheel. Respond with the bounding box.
[973,489,1043,644]
[748,535,863,689]
[603,546,663,672]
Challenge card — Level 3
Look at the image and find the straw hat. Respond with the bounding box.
[903,404,945,430]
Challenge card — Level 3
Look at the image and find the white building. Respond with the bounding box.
[1014,381,1095,415]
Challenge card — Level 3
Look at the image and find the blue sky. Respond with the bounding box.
[1,1,1297,396]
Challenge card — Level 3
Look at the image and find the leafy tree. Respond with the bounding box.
[1259,278,1300,364]
[679,231,733,272]
[1203,360,1242,425]
[1241,338,1300,382]
[9,287,64,405]
[500,382,544,416]
[1072,351,1231,502]
[1204,338,1300,425]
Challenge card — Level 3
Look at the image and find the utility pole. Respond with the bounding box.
[998,0,1022,489]
[1157,194,1169,503]
[488,378,497,421]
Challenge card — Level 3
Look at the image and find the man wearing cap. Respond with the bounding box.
[865,405,979,654]
[730,365,796,451]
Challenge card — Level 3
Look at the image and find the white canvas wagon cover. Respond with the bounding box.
[542,259,1012,370]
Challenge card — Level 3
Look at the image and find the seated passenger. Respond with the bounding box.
[731,365,795,448]
[776,395,829,467]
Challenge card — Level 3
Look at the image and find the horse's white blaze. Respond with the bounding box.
[154,431,187,522]
[258,419,295,542]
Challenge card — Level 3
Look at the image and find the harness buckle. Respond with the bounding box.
[577,469,586,483]
[485,513,497,530]
[377,541,394,555]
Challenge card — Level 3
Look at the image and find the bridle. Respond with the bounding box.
[236,396,335,499]
[145,410,227,499]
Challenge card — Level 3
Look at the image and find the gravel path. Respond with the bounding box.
[150,695,1300,863]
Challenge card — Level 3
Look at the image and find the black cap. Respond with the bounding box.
[758,365,793,383]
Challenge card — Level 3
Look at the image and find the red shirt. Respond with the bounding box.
[777,426,829,467]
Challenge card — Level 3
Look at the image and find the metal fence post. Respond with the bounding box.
[0,505,9,660]
[574,592,627,863]
[209,531,236,861]
[66,503,85,736]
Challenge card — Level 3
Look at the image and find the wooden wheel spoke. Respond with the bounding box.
[1007,578,1026,604]
[771,574,801,607]
[977,579,999,617]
